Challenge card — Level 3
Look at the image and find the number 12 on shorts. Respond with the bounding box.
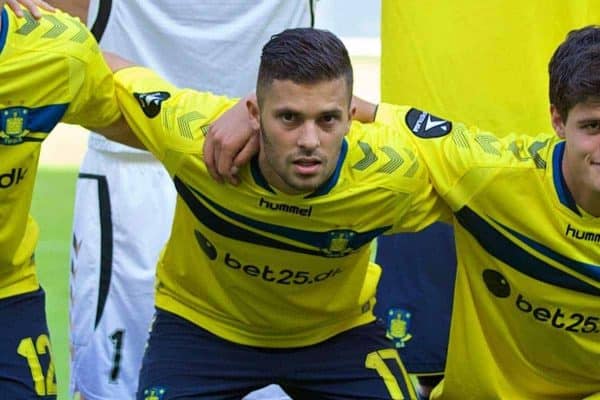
[17,334,57,396]
[365,349,418,399]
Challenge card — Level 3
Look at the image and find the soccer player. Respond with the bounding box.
[378,3,599,397]
[372,25,600,399]
[48,1,314,399]
[104,27,450,399]
[0,1,124,398]
[206,25,600,399]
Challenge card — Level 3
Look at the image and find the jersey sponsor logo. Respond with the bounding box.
[565,223,600,243]
[134,91,171,118]
[483,269,511,298]
[385,308,413,348]
[483,269,600,335]
[143,386,166,400]
[405,108,452,138]
[224,252,342,285]
[176,177,389,258]
[258,197,312,217]
[0,108,30,144]
[194,229,217,260]
[0,167,27,188]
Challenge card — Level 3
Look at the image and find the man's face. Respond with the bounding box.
[249,78,354,194]
[552,101,600,203]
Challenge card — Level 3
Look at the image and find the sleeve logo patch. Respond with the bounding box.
[134,91,171,118]
[405,108,452,138]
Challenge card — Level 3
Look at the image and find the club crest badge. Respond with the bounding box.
[143,386,167,400]
[1,107,30,145]
[322,229,356,257]
[386,308,413,348]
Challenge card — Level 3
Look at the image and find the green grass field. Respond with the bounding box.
[31,166,78,399]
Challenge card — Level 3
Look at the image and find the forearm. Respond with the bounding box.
[89,53,143,148]
[352,96,378,123]
[92,116,146,150]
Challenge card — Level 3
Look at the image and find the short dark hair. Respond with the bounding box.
[549,25,600,121]
[256,28,353,106]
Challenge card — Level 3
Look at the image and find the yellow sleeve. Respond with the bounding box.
[376,103,554,211]
[114,66,236,169]
[59,15,121,128]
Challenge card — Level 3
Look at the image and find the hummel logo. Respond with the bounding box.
[134,91,171,118]
[425,115,448,132]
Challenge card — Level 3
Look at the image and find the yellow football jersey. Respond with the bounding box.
[114,66,450,348]
[377,103,600,399]
[381,0,600,137]
[0,7,120,299]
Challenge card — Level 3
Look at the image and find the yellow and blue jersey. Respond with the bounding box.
[0,7,120,299]
[114,67,450,348]
[377,103,600,399]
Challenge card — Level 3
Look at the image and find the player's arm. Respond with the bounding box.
[351,96,377,123]
[91,52,144,148]
[3,0,55,18]
[203,95,376,184]
[203,93,259,184]
[111,53,236,170]
[45,0,87,22]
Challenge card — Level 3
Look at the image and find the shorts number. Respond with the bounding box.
[17,335,57,396]
[109,329,124,382]
[365,349,417,399]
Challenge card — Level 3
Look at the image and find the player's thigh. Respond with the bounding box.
[0,288,56,399]
[138,309,272,400]
[281,321,418,400]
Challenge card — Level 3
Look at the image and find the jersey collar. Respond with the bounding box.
[552,141,581,216]
[251,138,348,198]
[0,8,8,55]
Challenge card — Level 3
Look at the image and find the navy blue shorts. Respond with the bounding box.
[0,288,56,399]
[138,308,418,399]
[374,222,456,375]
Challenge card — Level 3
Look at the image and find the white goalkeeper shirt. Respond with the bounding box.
[85,0,314,153]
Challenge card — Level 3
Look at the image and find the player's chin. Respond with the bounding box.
[290,175,324,192]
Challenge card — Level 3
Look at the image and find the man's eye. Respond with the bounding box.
[590,122,600,129]
[582,121,600,131]
[281,113,295,122]
[321,115,337,123]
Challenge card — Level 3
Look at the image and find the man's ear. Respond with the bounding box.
[246,97,261,131]
[550,105,566,139]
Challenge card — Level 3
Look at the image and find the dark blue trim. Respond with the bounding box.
[492,217,600,283]
[174,176,389,256]
[306,139,347,198]
[249,139,348,198]
[0,104,69,134]
[0,9,8,55]
[455,206,600,296]
[552,142,580,215]
[250,156,274,193]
